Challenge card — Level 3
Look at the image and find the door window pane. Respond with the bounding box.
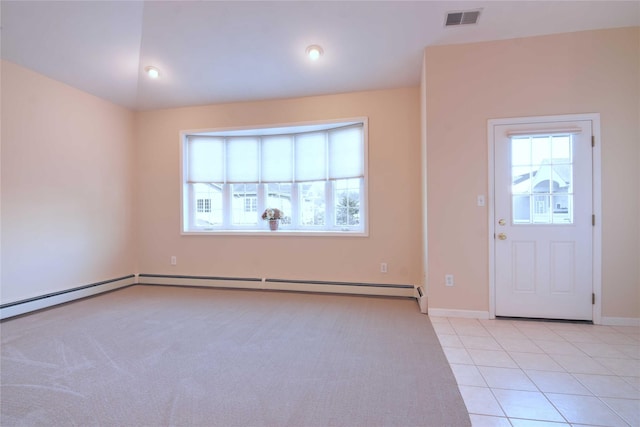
[551,165,572,192]
[533,195,551,223]
[533,178,552,193]
[511,137,531,166]
[512,166,533,194]
[551,135,571,160]
[552,195,572,224]
[512,195,531,224]
[531,136,551,165]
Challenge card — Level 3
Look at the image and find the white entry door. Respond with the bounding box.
[492,117,594,320]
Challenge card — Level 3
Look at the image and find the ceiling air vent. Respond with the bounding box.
[445,10,481,26]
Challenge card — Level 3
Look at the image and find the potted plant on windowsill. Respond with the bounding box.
[262,208,284,231]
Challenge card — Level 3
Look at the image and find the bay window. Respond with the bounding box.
[181,119,367,234]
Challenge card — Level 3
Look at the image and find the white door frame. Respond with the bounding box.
[487,113,602,324]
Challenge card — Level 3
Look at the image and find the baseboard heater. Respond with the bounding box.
[137,274,415,298]
[0,274,137,320]
[416,286,428,314]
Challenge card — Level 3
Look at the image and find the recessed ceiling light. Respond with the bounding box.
[305,45,324,61]
[144,66,160,79]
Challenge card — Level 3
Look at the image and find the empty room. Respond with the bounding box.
[1,1,639,426]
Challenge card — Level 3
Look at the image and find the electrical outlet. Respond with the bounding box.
[380,262,388,273]
[171,256,177,266]
[445,274,454,286]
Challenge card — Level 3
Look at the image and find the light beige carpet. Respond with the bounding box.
[1,285,470,426]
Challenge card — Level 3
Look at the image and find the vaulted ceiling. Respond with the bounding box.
[2,1,638,111]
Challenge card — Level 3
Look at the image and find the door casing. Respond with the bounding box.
[487,113,602,323]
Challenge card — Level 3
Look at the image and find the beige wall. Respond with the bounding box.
[0,61,136,303]
[424,27,640,318]
[134,88,422,286]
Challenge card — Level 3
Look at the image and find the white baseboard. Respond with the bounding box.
[0,275,137,320]
[427,308,491,319]
[600,316,640,327]
[138,274,415,298]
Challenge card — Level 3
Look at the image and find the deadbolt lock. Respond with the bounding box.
[498,219,506,226]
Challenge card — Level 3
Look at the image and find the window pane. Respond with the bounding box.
[512,195,530,224]
[532,195,551,223]
[512,166,532,194]
[231,183,258,225]
[262,136,293,182]
[295,133,326,181]
[533,177,551,193]
[329,126,363,179]
[531,136,551,165]
[193,183,223,226]
[551,164,572,193]
[188,137,224,182]
[227,138,259,183]
[335,178,360,226]
[551,135,571,161]
[552,194,572,224]
[267,183,292,224]
[299,181,325,226]
[511,137,531,166]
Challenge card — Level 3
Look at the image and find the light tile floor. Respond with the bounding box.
[431,316,640,427]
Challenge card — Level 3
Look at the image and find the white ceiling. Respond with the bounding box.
[2,1,638,111]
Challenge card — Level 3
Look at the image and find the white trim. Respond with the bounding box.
[427,308,490,319]
[487,113,602,323]
[138,276,415,298]
[487,122,497,319]
[181,229,368,237]
[420,52,429,295]
[180,118,366,138]
[0,275,137,320]
[591,117,603,325]
[600,317,640,327]
[506,128,583,137]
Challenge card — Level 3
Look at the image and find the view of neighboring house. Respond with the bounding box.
[193,180,360,229]
[511,135,573,225]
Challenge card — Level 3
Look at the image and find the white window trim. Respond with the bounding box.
[180,118,369,237]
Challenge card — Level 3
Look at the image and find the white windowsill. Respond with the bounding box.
[181,229,368,237]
